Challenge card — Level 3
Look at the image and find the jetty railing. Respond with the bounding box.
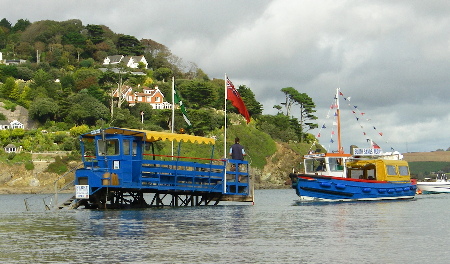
[51,163,82,209]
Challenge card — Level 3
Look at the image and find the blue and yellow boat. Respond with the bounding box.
[289,88,416,202]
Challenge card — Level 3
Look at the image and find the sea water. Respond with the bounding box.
[0,189,448,263]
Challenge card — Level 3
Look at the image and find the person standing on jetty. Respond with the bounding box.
[229,137,246,177]
[229,137,246,161]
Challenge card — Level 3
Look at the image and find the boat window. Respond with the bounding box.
[398,166,409,176]
[305,158,326,173]
[386,165,396,175]
[132,141,138,156]
[82,140,95,157]
[98,139,120,156]
[123,140,131,155]
[329,158,344,171]
[348,168,364,179]
[304,159,315,173]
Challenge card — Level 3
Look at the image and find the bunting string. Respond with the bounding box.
[310,89,396,153]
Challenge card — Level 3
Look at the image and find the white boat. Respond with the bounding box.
[416,171,450,194]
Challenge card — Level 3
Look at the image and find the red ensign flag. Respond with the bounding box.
[226,77,251,123]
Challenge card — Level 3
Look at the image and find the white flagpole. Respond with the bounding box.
[171,76,175,158]
[224,73,227,159]
[224,73,228,193]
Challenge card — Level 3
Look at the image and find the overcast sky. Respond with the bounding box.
[4,0,450,152]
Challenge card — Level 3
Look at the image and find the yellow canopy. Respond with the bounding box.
[83,127,215,144]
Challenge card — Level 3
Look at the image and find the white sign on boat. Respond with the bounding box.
[353,148,383,155]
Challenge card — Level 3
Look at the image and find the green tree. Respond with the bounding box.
[154,67,172,82]
[0,64,18,81]
[297,93,318,138]
[65,92,109,125]
[281,87,300,117]
[1,77,16,98]
[60,73,75,91]
[12,19,31,33]
[279,87,318,142]
[79,58,95,68]
[256,114,299,142]
[62,31,86,47]
[69,124,90,137]
[0,18,11,30]
[10,128,25,139]
[16,66,34,81]
[9,80,21,101]
[18,85,32,108]
[117,35,144,55]
[73,67,100,91]
[0,129,10,142]
[129,103,155,122]
[236,85,263,116]
[32,69,53,89]
[29,97,60,123]
[177,80,218,109]
[111,107,140,128]
[187,108,223,136]
[85,24,105,44]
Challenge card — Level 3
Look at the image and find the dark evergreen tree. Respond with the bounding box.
[11,19,31,32]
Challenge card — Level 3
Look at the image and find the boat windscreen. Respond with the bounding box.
[305,158,326,173]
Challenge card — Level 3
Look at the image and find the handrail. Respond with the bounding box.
[52,163,83,209]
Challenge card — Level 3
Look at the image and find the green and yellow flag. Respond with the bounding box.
[174,86,192,128]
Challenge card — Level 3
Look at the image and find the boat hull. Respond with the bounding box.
[416,182,450,194]
[291,174,416,202]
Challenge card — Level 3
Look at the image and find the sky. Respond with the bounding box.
[4,0,450,153]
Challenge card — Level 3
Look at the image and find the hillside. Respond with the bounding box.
[403,151,450,162]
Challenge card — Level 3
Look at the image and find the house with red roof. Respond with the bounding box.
[112,85,172,109]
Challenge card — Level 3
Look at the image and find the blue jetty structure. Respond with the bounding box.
[70,127,253,209]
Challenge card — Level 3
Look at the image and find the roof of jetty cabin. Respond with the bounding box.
[81,127,216,144]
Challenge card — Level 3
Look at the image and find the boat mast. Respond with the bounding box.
[336,88,343,153]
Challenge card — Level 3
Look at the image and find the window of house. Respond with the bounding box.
[155,97,161,102]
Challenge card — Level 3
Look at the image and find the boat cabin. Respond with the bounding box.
[346,159,410,182]
[303,153,352,177]
[303,150,411,182]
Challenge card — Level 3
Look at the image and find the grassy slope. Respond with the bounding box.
[403,151,450,178]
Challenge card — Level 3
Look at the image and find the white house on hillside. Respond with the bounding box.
[10,120,24,129]
[0,120,24,130]
[4,144,19,153]
[103,55,148,69]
